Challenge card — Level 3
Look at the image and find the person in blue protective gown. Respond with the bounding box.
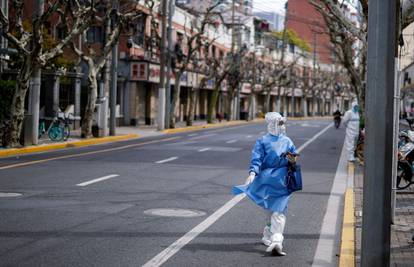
[232,112,297,256]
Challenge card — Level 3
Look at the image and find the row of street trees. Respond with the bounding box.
[0,0,149,147]
[1,0,347,148]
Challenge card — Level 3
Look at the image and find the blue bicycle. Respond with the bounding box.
[38,113,72,141]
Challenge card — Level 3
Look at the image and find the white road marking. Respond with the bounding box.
[189,133,217,140]
[260,131,266,135]
[246,135,252,138]
[141,194,245,267]
[155,157,178,164]
[198,148,211,152]
[188,133,198,137]
[312,138,348,267]
[226,139,237,144]
[76,174,119,187]
[142,123,333,267]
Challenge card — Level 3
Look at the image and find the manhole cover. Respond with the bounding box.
[0,192,22,198]
[144,208,206,218]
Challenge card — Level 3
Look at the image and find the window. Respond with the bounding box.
[132,15,146,46]
[86,26,103,43]
[289,43,295,53]
[56,24,67,40]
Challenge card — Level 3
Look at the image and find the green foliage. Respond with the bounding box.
[0,80,16,120]
[270,29,311,52]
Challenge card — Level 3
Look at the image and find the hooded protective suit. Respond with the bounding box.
[342,101,360,161]
[232,112,297,255]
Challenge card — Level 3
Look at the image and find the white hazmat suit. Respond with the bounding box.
[342,101,360,161]
[245,112,290,256]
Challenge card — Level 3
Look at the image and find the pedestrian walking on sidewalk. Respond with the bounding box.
[232,112,298,256]
[342,100,360,161]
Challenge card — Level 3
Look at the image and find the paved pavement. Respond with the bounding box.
[0,119,346,266]
[354,164,414,267]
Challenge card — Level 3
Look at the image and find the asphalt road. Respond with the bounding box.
[0,119,346,267]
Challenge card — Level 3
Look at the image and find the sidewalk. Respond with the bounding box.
[353,163,414,266]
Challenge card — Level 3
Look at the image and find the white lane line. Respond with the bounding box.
[312,138,347,267]
[226,139,237,144]
[155,157,178,164]
[260,131,266,135]
[142,194,245,267]
[142,123,333,267]
[198,148,211,152]
[246,135,252,138]
[189,133,217,140]
[188,133,198,137]
[76,174,119,187]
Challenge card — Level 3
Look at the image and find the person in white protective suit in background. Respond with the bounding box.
[342,100,360,161]
[232,112,298,256]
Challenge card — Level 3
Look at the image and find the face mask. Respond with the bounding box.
[353,105,359,113]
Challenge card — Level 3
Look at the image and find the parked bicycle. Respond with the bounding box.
[38,112,73,141]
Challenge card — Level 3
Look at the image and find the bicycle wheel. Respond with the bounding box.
[397,161,413,190]
[48,126,63,141]
[63,125,70,141]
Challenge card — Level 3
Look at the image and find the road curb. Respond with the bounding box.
[0,134,140,158]
[339,162,355,267]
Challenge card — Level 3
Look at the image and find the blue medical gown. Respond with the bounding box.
[232,134,297,213]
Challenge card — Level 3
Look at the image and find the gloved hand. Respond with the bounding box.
[245,172,256,184]
[286,152,297,164]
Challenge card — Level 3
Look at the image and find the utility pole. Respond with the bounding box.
[27,0,44,145]
[361,0,396,266]
[109,0,119,136]
[277,2,288,115]
[312,31,317,116]
[231,0,237,120]
[165,0,175,129]
[157,0,168,131]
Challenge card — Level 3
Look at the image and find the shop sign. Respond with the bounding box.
[148,64,175,84]
[241,83,252,94]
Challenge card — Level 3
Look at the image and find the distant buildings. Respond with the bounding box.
[253,11,284,31]
[285,0,333,64]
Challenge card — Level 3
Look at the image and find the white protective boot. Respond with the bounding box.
[265,212,287,256]
[262,223,272,246]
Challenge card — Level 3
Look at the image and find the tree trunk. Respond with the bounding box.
[226,88,235,121]
[6,57,33,147]
[283,96,288,117]
[302,96,308,117]
[247,92,256,121]
[275,95,281,113]
[186,88,197,126]
[170,71,182,128]
[311,95,316,116]
[81,71,98,138]
[207,87,220,123]
[265,90,271,113]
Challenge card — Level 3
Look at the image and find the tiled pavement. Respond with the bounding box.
[354,164,414,266]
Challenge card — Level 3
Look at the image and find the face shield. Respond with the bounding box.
[265,112,286,136]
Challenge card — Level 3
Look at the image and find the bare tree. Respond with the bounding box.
[206,52,229,123]
[167,4,222,128]
[71,1,144,138]
[0,0,94,147]
[309,0,368,116]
